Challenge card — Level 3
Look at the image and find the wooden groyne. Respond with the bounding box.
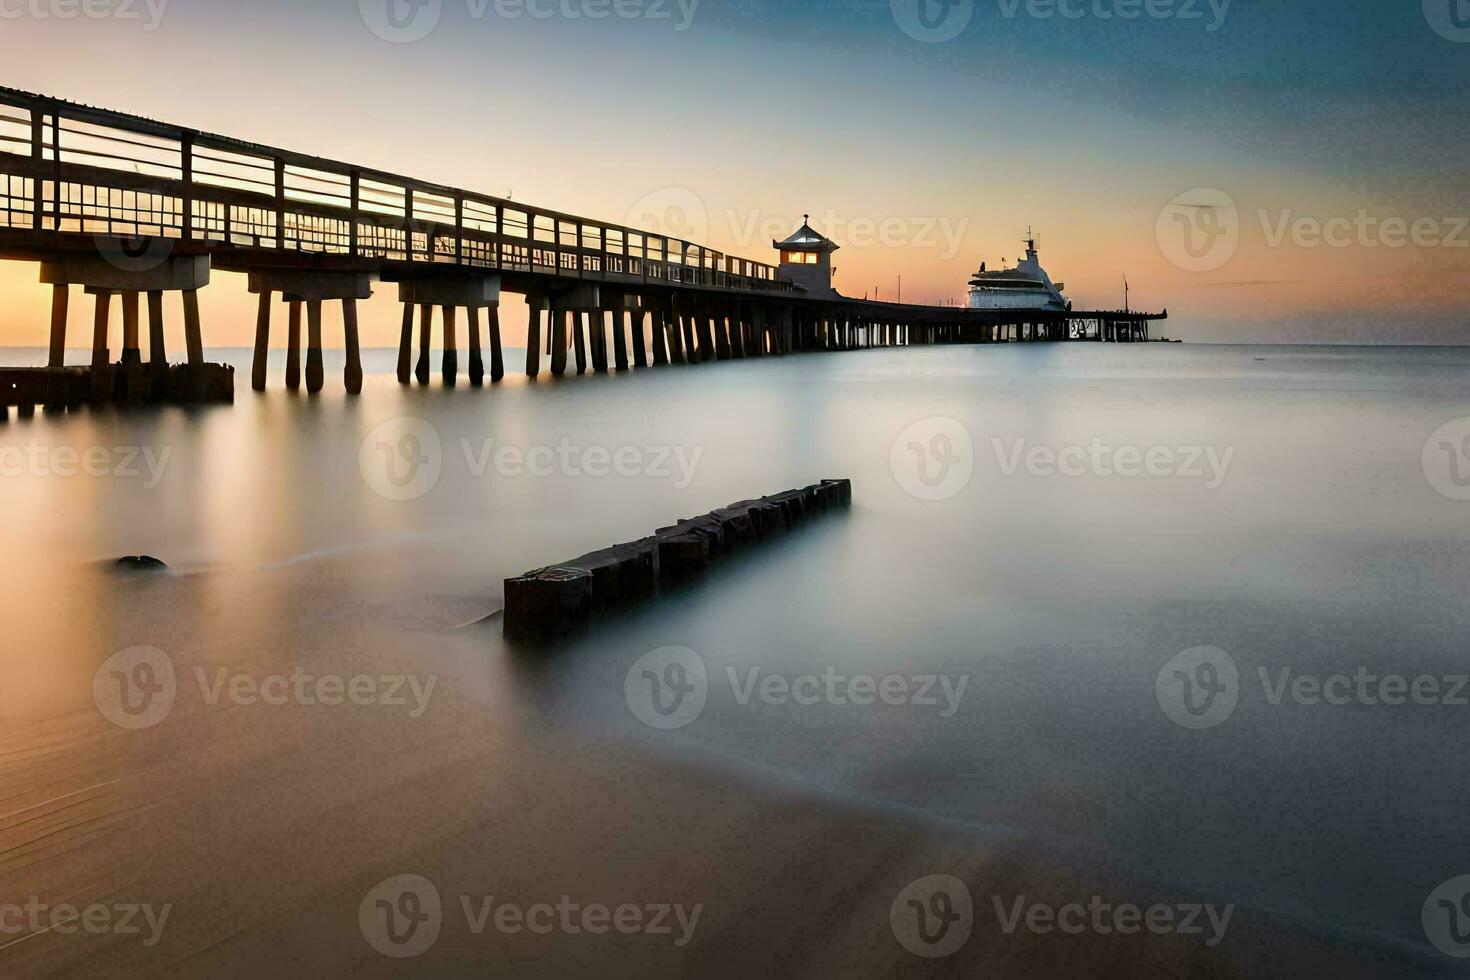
[504,479,852,640]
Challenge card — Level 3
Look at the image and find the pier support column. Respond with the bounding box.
[416,304,433,384]
[651,306,670,365]
[441,305,458,386]
[343,298,363,395]
[698,309,717,363]
[120,292,141,365]
[467,305,484,387]
[286,301,302,389]
[589,309,609,373]
[612,306,629,371]
[397,304,414,384]
[251,290,272,391]
[183,290,204,366]
[630,306,648,367]
[678,312,695,363]
[47,284,68,368]
[525,294,543,378]
[90,289,112,401]
[488,304,505,382]
[573,310,589,375]
[551,307,569,376]
[148,291,166,379]
[305,299,324,394]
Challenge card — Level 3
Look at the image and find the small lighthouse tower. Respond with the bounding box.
[774,215,839,297]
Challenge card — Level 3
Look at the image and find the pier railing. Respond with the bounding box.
[0,87,793,294]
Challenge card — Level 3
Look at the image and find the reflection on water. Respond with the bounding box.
[3,343,1469,973]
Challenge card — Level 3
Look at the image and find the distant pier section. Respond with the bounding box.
[0,86,1166,411]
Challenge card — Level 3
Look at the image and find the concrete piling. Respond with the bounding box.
[120,292,141,366]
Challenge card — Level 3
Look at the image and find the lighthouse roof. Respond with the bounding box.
[774,216,839,252]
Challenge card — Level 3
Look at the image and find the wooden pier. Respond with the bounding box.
[0,86,1167,404]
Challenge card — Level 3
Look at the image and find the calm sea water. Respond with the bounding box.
[4,342,1469,972]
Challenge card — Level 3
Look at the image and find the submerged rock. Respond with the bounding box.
[115,555,168,571]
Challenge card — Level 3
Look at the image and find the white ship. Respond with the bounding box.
[967,231,1070,312]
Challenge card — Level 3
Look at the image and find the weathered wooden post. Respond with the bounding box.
[120,292,141,365]
[467,305,484,387]
[488,303,505,382]
[148,291,166,380]
[573,309,589,375]
[415,304,433,384]
[441,305,458,386]
[47,283,68,368]
[612,304,629,371]
[630,305,648,368]
[525,293,543,378]
[182,290,204,367]
[590,308,609,373]
[396,304,413,384]
[343,298,363,395]
[651,305,670,365]
[551,306,569,376]
[89,288,111,401]
[251,290,272,391]
[305,299,324,394]
[286,300,302,389]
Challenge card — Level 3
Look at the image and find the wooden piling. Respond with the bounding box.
[305,299,324,393]
[47,283,68,368]
[396,304,413,384]
[286,300,302,389]
[251,290,272,391]
[343,297,363,395]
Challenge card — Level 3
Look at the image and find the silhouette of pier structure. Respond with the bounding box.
[0,87,1166,406]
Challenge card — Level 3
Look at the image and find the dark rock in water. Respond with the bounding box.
[116,556,168,571]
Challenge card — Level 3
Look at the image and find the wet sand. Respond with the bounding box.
[0,566,1403,977]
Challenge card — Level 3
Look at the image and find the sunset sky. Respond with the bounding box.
[1,0,1466,346]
